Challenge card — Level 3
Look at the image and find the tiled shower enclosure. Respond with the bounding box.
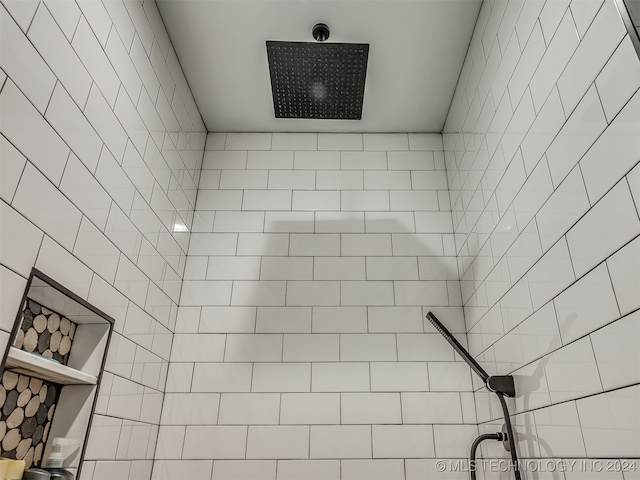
[152,133,474,479]
[0,0,639,479]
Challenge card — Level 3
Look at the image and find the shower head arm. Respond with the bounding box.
[425,311,489,382]
[425,311,515,397]
[312,23,330,42]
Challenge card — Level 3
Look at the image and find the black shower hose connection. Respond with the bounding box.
[470,432,503,480]
[496,392,522,480]
[470,393,522,480]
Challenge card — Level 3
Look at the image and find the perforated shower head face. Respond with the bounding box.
[266,41,369,120]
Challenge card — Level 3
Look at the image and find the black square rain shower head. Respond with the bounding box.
[266,40,370,120]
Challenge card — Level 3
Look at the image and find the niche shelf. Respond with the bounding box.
[4,348,98,385]
[0,268,114,476]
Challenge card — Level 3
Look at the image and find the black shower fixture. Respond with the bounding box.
[266,23,369,120]
[312,23,330,42]
[426,312,522,480]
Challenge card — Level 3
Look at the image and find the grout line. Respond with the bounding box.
[370,424,373,459]
[248,363,255,397]
[628,175,640,222]
[44,79,58,116]
[572,398,590,459]
[603,258,623,319]
[588,335,606,393]
[244,425,249,460]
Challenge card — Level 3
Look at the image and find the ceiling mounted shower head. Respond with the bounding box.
[312,23,330,42]
[266,20,369,120]
[266,40,369,120]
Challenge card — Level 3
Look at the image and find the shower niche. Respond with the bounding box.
[0,268,114,475]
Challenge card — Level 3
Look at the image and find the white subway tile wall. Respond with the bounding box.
[161,132,472,475]
[0,0,205,477]
[444,0,639,469]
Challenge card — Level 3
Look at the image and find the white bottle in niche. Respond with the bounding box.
[43,438,80,480]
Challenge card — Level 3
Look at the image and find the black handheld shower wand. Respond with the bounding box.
[426,311,521,480]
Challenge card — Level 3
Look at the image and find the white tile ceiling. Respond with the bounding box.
[157,0,482,133]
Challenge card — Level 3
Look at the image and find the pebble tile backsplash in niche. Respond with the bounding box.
[0,372,59,468]
[0,300,76,467]
[15,300,77,364]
